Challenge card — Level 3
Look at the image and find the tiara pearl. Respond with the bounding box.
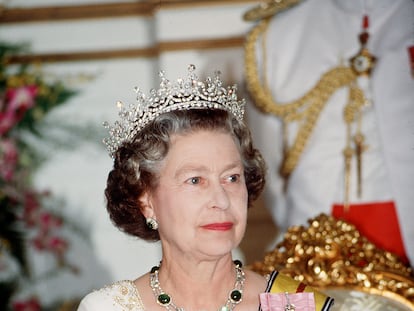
[102,64,245,158]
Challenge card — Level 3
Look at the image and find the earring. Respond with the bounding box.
[146,217,158,230]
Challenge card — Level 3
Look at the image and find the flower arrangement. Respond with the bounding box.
[0,42,79,311]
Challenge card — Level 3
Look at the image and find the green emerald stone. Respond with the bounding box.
[157,293,171,305]
[219,306,230,311]
[230,289,242,302]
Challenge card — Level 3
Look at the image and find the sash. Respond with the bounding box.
[260,271,334,311]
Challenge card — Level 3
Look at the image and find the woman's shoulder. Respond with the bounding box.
[77,280,145,311]
[244,269,268,288]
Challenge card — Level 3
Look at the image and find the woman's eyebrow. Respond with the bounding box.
[174,160,243,178]
[174,164,208,179]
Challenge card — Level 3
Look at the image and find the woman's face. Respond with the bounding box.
[144,129,248,261]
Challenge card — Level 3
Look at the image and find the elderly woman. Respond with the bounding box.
[77,65,333,311]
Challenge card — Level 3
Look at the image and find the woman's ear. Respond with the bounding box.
[139,191,155,219]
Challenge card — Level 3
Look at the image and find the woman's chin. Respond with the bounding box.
[196,240,239,259]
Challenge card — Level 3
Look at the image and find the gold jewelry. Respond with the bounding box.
[243,0,302,22]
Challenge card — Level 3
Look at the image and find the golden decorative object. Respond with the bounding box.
[243,0,302,21]
[350,47,377,76]
[250,214,414,306]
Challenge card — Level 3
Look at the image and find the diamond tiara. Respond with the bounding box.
[103,64,246,158]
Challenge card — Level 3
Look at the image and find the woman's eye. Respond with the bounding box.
[228,174,240,183]
[187,177,201,185]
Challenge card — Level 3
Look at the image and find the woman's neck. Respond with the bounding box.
[154,256,239,310]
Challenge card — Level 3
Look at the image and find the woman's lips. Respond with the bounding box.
[201,222,233,231]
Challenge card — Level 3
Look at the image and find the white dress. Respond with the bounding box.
[76,272,334,311]
[77,281,145,311]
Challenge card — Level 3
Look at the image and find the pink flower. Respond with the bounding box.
[0,110,17,135]
[0,85,38,135]
[0,138,18,180]
[39,211,63,231]
[47,236,68,254]
[12,297,41,311]
[22,192,41,227]
[31,234,69,256]
[31,234,46,251]
[5,85,38,112]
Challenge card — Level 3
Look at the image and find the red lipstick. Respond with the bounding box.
[201,222,233,231]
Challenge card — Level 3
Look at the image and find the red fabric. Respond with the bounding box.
[409,46,414,77]
[296,282,307,293]
[409,45,414,60]
[362,15,369,29]
[332,201,408,263]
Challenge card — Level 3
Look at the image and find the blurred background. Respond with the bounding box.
[1,0,413,310]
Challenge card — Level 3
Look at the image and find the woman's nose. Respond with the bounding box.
[209,181,230,210]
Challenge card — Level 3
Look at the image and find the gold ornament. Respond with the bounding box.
[243,0,303,22]
[249,214,414,304]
